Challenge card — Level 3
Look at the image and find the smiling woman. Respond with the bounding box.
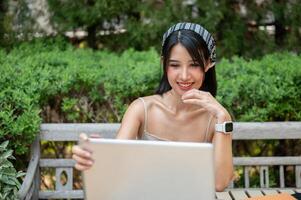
[165,43,205,94]
[72,22,234,192]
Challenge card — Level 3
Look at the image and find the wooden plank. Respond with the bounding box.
[244,167,250,188]
[18,137,40,200]
[296,166,301,187]
[234,157,301,166]
[40,157,301,171]
[294,189,301,193]
[228,181,234,189]
[246,189,264,197]
[279,165,285,188]
[232,122,301,140]
[278,189,295,194]
[40,123,120,141]
[39,190,84,199]
[39,122,301,141]
[262,189,279,195]
[24,183,34,200]
[40,159,75,167]
[230,190,248,200]
[32,165,40,200]
[216,191,233,200]
[33,138,41,200]
[260,166,269,188]
[55,168,73,191]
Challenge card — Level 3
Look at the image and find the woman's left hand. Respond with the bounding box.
[181,89,230,121]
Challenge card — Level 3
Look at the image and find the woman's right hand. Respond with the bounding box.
[72,133,95,171]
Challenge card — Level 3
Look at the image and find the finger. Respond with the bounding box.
[74,163,92,171]
[182,91,202,100]
[79,133,88,141]
[182,90,211,100]
[182,89,199,96]
[72,154,94,166]
[72,145,92,159]
[182,99,207,106]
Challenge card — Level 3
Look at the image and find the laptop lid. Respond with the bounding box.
[82,138,215,200]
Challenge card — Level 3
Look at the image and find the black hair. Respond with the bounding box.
[155,30,217,97]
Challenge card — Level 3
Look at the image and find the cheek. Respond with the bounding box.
[192,68,204,78]
[166,67,177,79]
[192,69,205,86]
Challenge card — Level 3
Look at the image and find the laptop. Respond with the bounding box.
[82,138,215,200]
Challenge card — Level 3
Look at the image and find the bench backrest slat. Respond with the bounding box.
[234,157,301,166]
[40,122,301,141]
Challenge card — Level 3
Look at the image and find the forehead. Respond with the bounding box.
[168,43,194,61]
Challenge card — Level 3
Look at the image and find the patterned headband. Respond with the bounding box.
[162,22,216,64]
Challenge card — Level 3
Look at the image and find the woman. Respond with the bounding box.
[72,22,233,191]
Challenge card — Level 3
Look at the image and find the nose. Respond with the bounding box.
[180,67,190,80]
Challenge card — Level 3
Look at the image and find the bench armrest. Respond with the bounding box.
[18,137,40,200]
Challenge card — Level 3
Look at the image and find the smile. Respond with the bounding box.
[177,82,194,90]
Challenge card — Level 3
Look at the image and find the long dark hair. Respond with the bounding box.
[155,30,217,97]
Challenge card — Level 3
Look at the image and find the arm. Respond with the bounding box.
[181,89,234,191]
[116,98,144,139]
[212,114,234,192]
[72,98,144,170]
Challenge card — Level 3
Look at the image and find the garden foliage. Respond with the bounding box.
[0,40,300,156]
[2,1,301,59]
[0,141,25,200]
[45,0,301,58]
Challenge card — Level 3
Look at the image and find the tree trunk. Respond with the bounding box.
[0,1,7,47]
[87,24,97,49]
[274,0,286,46]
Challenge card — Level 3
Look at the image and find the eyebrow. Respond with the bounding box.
[168,59,180,63]
[168,59,199,63]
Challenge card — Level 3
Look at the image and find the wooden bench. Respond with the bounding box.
[18,122,301,200]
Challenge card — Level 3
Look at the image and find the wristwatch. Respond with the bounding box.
[215,121,233,134]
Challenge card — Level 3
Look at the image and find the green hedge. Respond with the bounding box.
[0,40,300,156]
[218,53,301,121]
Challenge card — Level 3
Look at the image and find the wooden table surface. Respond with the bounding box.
[216,188,301,200]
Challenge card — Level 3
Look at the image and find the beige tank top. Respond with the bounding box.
[138,97,214,142]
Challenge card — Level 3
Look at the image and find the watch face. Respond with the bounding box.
[225,122,233,132]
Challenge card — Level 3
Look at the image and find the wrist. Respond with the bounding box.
[216,112,231,124]
[215,120,233,134]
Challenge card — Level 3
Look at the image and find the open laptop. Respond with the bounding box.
[82,138,215,200]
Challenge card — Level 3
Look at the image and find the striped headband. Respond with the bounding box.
[162,22,216,64]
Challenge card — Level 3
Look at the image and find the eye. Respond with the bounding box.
[169,63,179,67]
[190,63,200,67]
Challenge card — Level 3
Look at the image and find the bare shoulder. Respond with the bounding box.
[126,98,144,116]
[125,96,160,119]
[139,94,163,105]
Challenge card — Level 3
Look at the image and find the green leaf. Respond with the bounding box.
[0,141,9,150]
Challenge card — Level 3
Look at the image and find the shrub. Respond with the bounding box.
[1,40,300,157]
[0,141,25,200]
[217,52,301,121]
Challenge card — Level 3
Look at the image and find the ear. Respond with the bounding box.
[204,60,215,72]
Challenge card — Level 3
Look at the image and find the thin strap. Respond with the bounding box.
[205,115,214,142]
[138,97,147,132]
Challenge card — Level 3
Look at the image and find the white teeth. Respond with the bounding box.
[178,82,193,87]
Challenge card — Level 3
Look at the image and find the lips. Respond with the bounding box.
[177,82,194,90]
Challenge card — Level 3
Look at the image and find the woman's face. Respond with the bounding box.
[166,43,205,96]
